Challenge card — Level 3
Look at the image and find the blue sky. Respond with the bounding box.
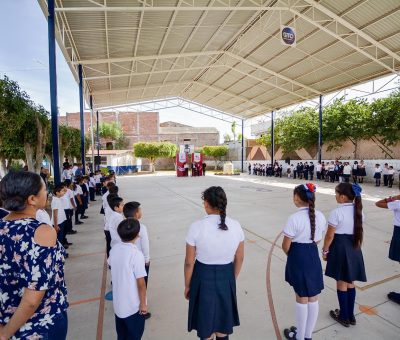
[0,0,236,141]
[1,1,398,143]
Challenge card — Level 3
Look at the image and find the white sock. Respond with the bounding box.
[296,303,308,340]
[305,301,319,339]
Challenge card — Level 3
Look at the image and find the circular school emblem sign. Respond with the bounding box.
[281,26,296,46]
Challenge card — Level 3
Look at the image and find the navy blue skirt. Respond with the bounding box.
[374,172,381,179]
[285,242,324,297]
[389,226,400,262]
[188,261,239,338]
[325,234,367,283]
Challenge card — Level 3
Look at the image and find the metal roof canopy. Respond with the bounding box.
[38,0,400,119]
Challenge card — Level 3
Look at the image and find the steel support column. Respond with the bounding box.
[78,64,86,174]
[271,111,275,166]
[96,110,100,171]
[48,0,60,185]
[89,95,95,173]
[241,119,244,173]
[318,95,323,163]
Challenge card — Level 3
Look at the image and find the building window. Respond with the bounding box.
[183,139,191,142]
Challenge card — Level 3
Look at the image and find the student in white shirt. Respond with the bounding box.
[108,196,124,248]
[123,202,150,283]
[73,180,84,225]
[103,184,119,258]
[94,170,103,196]
[51,184,68,247]
[185,186,244,340]
[343,162,352,183]
[375,193,400,304]
[387,166,395,188]
[108,218,147,340]
[282,183,327,340]
[374,163,382,186]
[322,183,366,328]
[89,173,96,202]
[383,163,389,186]
[316,162,322,180]
[63,180,78,233]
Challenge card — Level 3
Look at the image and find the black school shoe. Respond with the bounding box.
[67,230,77,235]
[144,312,152,320]
[283,326,297,339]
[75,221,83,225]
[81,216,89,219]
[330,309,350,327]
[388,292,400,304]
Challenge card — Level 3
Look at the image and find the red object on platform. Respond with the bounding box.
[176,152,188,177]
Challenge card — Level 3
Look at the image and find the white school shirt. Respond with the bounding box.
[89,177,96,188]
[328,203,364,234]
[388,200,400,226]
[383,167,389,175]
[283,208,327,243]
[316,164,322,172]
[71,166,78,176]
[94,174,102,184]
[135,222,150,263]
[343,165,352,175]
[36,209,52,226]
[51,196,67,225]
[374,167,382,174]
[61,188,74,209]
[102,192,110,231]
[108,243,147,318]
[62,169,72,180]
[74,185,83,196]
[186,214,245,265]
[109,210,124,248]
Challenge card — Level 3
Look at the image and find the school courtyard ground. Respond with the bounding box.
[64,172,400,340]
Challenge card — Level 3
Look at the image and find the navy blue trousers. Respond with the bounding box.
[115,312,145,340]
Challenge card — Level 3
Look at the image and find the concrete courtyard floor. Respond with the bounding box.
[64,173,400,340]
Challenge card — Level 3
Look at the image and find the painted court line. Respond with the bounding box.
[266,231,283,340]
[69,296,101,307]
[96,252,108,340]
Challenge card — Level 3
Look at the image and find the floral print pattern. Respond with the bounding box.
[0,218,68,339]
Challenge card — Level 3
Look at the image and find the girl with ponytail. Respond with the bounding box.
[323,182,367,328]
[282,183,327,340]
[185,186,244,340]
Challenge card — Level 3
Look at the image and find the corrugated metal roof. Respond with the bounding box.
[38,0,400,119]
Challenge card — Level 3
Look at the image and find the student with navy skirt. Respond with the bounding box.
[322,182,366,327]
[375,193,400,304]
[282,183,327,340]
[185,186,245,340]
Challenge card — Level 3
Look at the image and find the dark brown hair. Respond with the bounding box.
[202,186,228,230]
[294,184,316,241]
[335,182,363,248]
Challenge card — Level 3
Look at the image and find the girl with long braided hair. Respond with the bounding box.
[322,182,366,328]
[184,186,244,340]
[282,183,327,340]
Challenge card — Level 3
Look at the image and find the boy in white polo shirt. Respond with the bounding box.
[108,196,124,248]
[108,218,148,340]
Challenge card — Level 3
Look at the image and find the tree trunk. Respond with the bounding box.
[354,139,358,159]
[34,115,47,173]
[150,158,155,172]
[0,157,7,177]
[24,143,35,172]
[214,158,218,170]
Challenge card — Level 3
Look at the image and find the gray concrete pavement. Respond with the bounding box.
[64,173,400,339]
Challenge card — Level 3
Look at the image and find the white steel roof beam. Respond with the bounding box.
[177,0,267,95]
[157,0,216,97]
[85,64,226,80]
[55,6,289,13]
[104,0,111,92]
[93,81,191,95]
[126,3,145,101]
[290,6,400,75]
[73,51,221,65]
[149,0,185,99]
[302,0,400,64]
[255,2,399,102]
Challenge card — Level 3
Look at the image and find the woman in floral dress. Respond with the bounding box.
[0,171,68,339]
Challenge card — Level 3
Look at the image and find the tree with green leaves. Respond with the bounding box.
[201,145,228,170]
[323,98,373,158]
[238,133,243,141]
[133,142,177,172]
[223,133,231,143]
[231,121,237,142]
[370,90,400,148]
[96,121,129,150]
[0,76,49,174]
